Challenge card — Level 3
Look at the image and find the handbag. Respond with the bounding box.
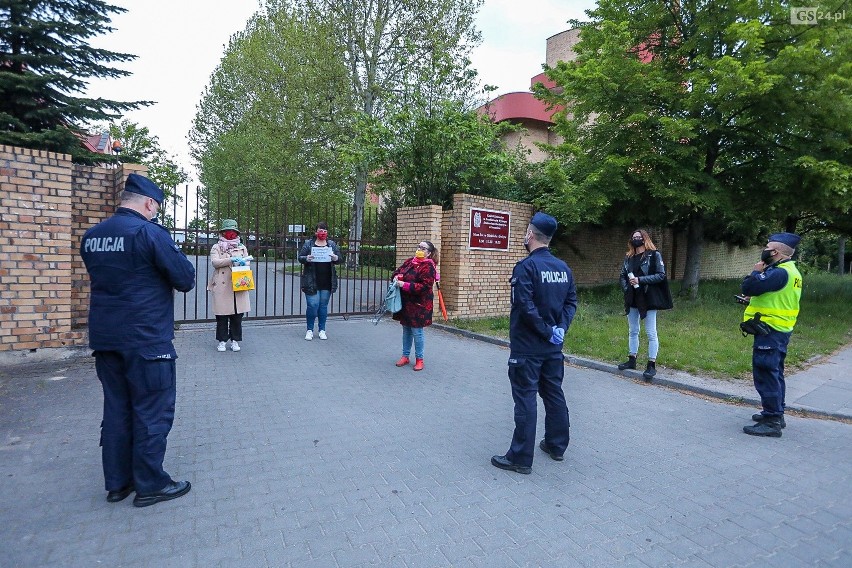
[231,266,255,292]
[386,282,402,314]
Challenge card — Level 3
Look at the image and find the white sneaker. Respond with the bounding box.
[217,341,227,352]
[318,330,327,340]
[305,330,313,341]
[231,341,240,352]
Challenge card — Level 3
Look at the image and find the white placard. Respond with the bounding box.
[310,246,331,262]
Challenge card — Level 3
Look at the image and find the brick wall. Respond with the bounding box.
[0,144,145,353]
[553,225,758,286]
[397,198,761,320]
[397,196,535,319]
[546,28,581,66]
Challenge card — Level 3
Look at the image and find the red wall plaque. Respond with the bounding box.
[469,208,511,250]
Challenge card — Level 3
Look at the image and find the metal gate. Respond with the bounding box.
[162,185,396,324]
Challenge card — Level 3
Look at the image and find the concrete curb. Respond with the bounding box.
[431,323,851,422]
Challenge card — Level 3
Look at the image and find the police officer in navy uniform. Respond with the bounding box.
[740,232,803,438]
[81,173,196,506]
[492,212,578,474]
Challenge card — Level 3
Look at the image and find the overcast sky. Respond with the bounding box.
[85,0,596,182]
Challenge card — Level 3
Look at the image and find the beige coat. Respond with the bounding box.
[207,243,251,315]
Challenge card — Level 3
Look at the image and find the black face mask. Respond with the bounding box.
[631,238,644,248]
[761,249,774,263]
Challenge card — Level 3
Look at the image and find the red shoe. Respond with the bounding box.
[395,356,410,367]
[413,358,424,371]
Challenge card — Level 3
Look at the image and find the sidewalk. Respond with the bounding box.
[437,324,852,421]
[1,319,850,567]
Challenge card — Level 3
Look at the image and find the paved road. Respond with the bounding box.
[1,320,850,567]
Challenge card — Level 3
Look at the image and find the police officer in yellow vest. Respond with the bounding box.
[740,232,802,438]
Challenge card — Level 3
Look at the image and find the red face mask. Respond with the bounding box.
[222,230,239,240]
[315,230,328,239]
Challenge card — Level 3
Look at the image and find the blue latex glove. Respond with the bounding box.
[549,326,565,345]
[231,257,247,266]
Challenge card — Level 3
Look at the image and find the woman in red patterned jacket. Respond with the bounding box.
[392,240,439,371]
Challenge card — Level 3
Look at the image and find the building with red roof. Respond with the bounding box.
[478,29,581,162]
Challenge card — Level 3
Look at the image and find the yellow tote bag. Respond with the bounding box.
[231,266,255,291]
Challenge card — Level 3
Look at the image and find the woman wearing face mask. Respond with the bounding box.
[617,229,673,380]
[298,222,341,340]
[208,219,251,352]
[391,241,439,371]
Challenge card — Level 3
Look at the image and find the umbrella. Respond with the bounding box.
[436,281,448,321]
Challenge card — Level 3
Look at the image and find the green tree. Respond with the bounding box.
[189,5,354,231]
[0,0,148,161]
[373,100,521,208]
[281,0,485,265]
[537,0,852,297]
[108,120,189,202]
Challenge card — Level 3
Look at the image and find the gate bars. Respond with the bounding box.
[162,185,396,324]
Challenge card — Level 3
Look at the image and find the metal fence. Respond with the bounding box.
[162,186,396,323]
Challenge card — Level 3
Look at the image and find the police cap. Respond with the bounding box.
[124,174,164,205]
[768,232,801,250]
[530,212,558,238]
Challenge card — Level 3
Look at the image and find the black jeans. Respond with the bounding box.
[215,313,243,342]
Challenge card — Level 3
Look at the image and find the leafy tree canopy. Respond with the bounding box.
[107,119,189,203]
[536,0,852,296]
[368,100,523,208]
[189,5,354,223]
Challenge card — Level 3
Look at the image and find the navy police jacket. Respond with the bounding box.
[81,208,196,350]
[509,247,578,355]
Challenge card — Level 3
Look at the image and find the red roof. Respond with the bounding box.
[478,92,562,125]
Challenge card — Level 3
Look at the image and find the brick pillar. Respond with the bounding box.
[395,205,443,268]
[442,195,534,319]
[0,145,83,350]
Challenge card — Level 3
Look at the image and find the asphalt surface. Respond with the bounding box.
[1,319,850,567]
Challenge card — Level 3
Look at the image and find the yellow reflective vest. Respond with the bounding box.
[743,262,802,333]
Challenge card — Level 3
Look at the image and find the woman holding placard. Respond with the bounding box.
[298,221,341,340]
[208,219,251,352]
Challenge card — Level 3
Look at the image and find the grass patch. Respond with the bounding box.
[447,274,852,381]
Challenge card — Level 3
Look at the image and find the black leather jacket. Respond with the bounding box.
[620,250,673,311]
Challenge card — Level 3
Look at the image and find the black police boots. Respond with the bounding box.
[743,416,783,437]
[752,413,786,429]
[617,355,637,370]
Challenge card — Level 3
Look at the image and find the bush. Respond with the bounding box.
[359,245,396,270]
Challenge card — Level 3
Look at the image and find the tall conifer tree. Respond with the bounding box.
[0,0,147,161]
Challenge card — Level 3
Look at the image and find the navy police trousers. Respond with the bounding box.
[505,353,570,467]
[752,330,791,417]
[95,349,176,494]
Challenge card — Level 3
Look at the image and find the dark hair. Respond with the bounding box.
[316,221,328,231]
[422,240,439,264]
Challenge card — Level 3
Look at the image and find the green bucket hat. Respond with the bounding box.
[219,219,240,234]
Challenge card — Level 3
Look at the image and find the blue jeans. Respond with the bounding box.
[402,326,425,359]
[627,308,659,360]
[305,289,331,331]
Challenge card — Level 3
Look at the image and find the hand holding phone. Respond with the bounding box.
[735,294,750,305]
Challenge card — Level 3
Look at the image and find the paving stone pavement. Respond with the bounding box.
[1,319,850,568]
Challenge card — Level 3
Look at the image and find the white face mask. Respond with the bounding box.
[149,200,160,222]
[523,230,532,252]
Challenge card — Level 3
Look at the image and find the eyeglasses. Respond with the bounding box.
[417,244,430,251]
